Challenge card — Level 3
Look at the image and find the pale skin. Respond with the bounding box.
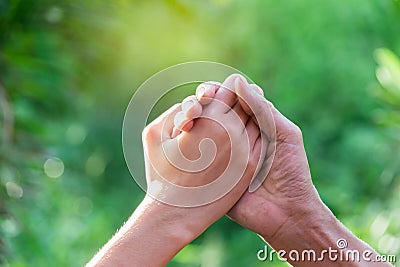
[88,74,263,266]
[87,74,392,266]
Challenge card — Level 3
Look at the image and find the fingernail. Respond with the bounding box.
[196,86,206,99]
[182,99,195,112]
[235,76,247,92]
[174,111,186,128]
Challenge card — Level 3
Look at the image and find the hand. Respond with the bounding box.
[91,74,391,267]
[142,73,263,236]
[183,80,393,267]
[181,75,318,240]
[229,83,392,267]
[88,74,264,267]
[226,84,321,241]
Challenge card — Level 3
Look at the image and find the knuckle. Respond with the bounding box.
[293,123,302,135]
[226,73,243,81]
[291,123,303,140]
[142,125,158,143]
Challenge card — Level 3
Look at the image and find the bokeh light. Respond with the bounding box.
[43,157,65,178]
[1,1,399,266]
[5,182,23,199]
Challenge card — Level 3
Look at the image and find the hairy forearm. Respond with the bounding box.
[265,199,392,266]
[86,196,196,267]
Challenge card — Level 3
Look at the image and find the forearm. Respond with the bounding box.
[265,200,392,266]
[86,196,197,267]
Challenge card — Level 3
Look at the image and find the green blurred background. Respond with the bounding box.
[1,0,400,266]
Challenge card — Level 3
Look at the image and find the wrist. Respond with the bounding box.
[262,197,344,266]
[87,195,203,267]
[266,196,334,250]
[263,198,387,266]
[137,195,201,246]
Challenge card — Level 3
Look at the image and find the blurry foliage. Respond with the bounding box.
[375,49,400,113]
[0,0,400,266]
[370,48,400,264]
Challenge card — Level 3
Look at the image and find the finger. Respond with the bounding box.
[245,123,266,193]
[174,113,195,132]
[268,103,301,136]
[252,135,262,157]
[196,82,219,105]
[180,120,194,132]
[248,84,264,127]
[175,96,202,133]
[231,101,248,125]
[249,133,273,193]
[235,82,275,140]
[249,83,264,96]
[182,95,202,120]
[173,111,189,131]
[171,127,181,138]
[245,93,301,139]
[237,83,264,116]
[144,103,181,142]
[209,74,244,113]
[244,118,260,150]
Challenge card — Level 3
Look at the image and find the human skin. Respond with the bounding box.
[88,73,392,266]
[182,75,392,266]
[86,75,262,266]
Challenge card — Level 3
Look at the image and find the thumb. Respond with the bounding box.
[236,82,299,141]
[235,81,276,140]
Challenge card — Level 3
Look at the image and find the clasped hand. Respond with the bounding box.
[88,74,391,267]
